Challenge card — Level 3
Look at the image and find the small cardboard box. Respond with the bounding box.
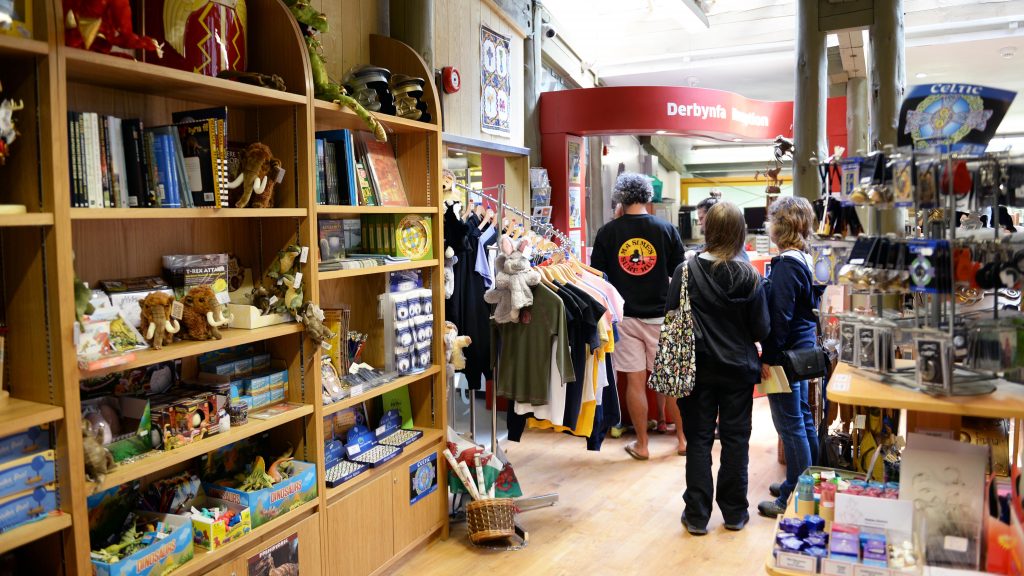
[91,512,194,576]
[226,304,293,330]
[0,450,55,499]
[246,373,271,396]
[252,353,271,373]
[252,392,271,408]
[0,484,57,532]
[203,461,317,527]
[187,495,251,551]
[0,425,51,465]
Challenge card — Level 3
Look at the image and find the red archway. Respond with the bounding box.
[539,86,848,251]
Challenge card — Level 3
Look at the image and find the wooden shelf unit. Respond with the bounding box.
[4,1,447,572]
[323,365,441,416]
[326,428,444,502]
[319,259,440,281]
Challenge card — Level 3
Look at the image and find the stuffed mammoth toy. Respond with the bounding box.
[139,292,180,350]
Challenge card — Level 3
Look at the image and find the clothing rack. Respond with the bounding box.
[448,181,560,513]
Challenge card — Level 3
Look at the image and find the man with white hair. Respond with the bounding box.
[592,172,687,460]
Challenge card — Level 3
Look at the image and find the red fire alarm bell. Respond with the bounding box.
[442,67,461,94]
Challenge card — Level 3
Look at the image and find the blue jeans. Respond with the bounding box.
[767,379,818,506]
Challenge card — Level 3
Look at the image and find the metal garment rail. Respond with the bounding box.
[450,181,559,512]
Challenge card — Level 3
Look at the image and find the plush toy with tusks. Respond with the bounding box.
[180,285,232,340]
[483,237,540,324]
[139,292,180,350]
[228,142,283,208]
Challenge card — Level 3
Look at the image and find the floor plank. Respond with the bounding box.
[392,396,783,576]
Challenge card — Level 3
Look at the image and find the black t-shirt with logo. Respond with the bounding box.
[591,213,685,319]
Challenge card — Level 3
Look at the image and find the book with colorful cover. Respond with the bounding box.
[358,131,408,206]
[172,107,228,206]
[176,119,218,207]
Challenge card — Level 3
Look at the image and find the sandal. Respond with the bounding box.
[624,441,649,461]
[677,446,688,456]
[656,421,668,434]
[665,423,677,434]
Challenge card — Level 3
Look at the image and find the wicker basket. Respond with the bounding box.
[466,498,516,543]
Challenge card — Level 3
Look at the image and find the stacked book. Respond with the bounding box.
[315,129,409,207]
[67,107,232,208]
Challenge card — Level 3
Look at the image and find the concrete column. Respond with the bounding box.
[389,0,434,72]
[793,0,828,202]
[523,1,543,166]
[846,76,870,155]
[869,0,905,150]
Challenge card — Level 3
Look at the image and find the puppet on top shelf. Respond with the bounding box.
[63,0,164,58]
[283,0,387,142]
[148,0,246,76]
[226,142,283,208]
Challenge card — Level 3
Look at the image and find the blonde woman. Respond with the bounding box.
[757,196,826,518]
[666,202,769,534]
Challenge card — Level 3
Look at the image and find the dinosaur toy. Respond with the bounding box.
[297,301,335,347]
[238,456,275,492]
[73,252,95,322]
[63,0,164,59]
[92,525,144,563]
[0,83,23,166]
[283,0,387,142]
[83,421,115,486]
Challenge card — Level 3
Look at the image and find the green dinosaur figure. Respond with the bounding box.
[266,244,302,281]
[284,0,387,142]
[239,456,275,492]
[93,525,143,563]
[73,252,95,322]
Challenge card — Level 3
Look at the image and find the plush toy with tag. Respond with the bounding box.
[444,321,471,372]
[227,142,283,209]
[484,236,541,323]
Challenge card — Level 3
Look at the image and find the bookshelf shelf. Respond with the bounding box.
[325,429,443,503]
[0,213,55,227]
[316,205,439,215]
[0,34,48,58]
[78,324,304,379]
[0,399,63,439]
[314,100,438,134]
[319,259,439,280]
[0,513,72,556]
[69,208,308,220]
[64,49,307,107]
[322,365,441,417]
[87,403,314,492]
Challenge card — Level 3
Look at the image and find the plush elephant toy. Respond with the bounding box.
[139,292,180,350]
[180,285,232,340]
[483,237,540,323]
[227,142,283,209]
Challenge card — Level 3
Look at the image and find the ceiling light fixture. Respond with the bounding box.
[915,72,928,79]
[732,138,743,142]
[656,130,668,135]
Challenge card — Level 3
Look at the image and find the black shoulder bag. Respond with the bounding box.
[776,253,839,382]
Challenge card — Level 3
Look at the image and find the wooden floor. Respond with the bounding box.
[391,396,782,576]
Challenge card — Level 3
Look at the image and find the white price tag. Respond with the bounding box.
[274,167,286,184]
[348,444,361,456]
[320,340,332,351]
[300,246,309,263]
[268,295,279,306]
[943,535,969,553]
[376,425,387,437]
[854,414,867,429]
[776,552,816,573]
[170,301,184,320]
[830,373,851,392]
[822,559,855,576]
[292,273,303,288]
[852,565,890,576]
[350,384,364,397]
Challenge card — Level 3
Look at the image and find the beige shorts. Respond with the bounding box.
[616,316,662,373]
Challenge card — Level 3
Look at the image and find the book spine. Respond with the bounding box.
[325,142,337,205]
[98,115,111,207]
[121,119,143,207]
[85,113,101,208]
[144,131,164,207]
[218,118,227,207]
[161,134,183,208]
[168,129,192,208]
[316,139,326,205]
[111,117,129,209]
[68,112,82,207]
[343,130,358,206]
[208,119,221,208]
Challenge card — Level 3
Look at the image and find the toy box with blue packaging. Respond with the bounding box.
[90,512,194,576]
[187,494,251,551]
[0,483,58,532]
[202,460,317,528]
[0,425,52,465]
[0,450,56,499]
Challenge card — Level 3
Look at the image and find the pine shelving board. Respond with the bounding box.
[319,259,439,281]
[70,208,308,220]
[316,205,439,215]
[0,398,63,438]
[89,403,314,492]
[0,213,55,227]
[172,499,319,576]
[325,428,443,502]
[323,365,441,416]
[313,100,438,134]
[63,49,307,107]
[79,324,305,379]
[0,513,72,555]
[0,34,48,57]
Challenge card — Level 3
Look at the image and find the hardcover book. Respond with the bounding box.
[177,119,218,207]
[358,131,408,206]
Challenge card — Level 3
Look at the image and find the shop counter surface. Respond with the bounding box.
[827,362,1024,420]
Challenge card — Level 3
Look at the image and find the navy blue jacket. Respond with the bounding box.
[761,251,825,366]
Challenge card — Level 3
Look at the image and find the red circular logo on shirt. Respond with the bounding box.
[617,238,657,276]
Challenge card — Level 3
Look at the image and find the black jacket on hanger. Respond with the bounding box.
[444,206,492,389]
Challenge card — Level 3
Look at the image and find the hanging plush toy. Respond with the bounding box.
[484,237,541,324]
[283,0,387,142]
[0,83,22,166]
[63,0,164,58]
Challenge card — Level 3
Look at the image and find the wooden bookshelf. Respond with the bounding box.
[319,259,439,281]
[0,34,48,57]
[88,404,314,492]
[64,49,307,107]
[70,208,308,220]
[0,399,64,438]
[78,324,304,379]
[0,213,55,227]
[323,365,441,416]
[0,513,72,556]
[314,100,438,134]
[317,205,440,215]
[325,429,444,502]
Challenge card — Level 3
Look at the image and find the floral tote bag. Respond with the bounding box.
[647,263,696,398]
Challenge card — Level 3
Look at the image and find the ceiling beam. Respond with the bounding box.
[818,0,873,31]
[837,29,867,77]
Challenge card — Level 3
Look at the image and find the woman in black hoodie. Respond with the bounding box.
[665,202,770,535]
